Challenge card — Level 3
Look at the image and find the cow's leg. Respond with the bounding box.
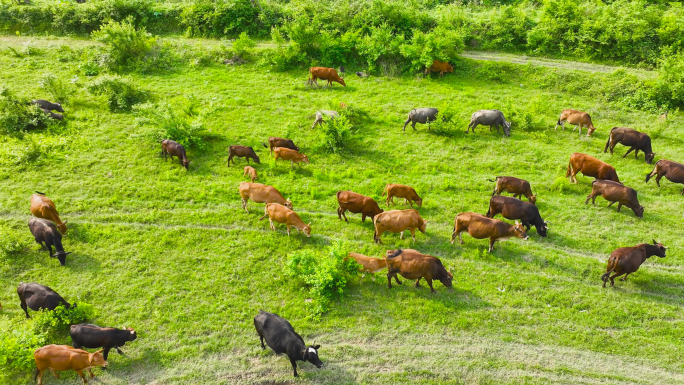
[623,147,634,158]
[410,228,416,242]
[655,175,662,187]
[361,214,366,223]
[49,368,59,378]
[337,206,342,220]
[394,274,402,285]
[415,277,421,287]
[75,370,87,384]
[584,194,594,204]
[488,238,495,253]
[36,369,46,385]
[426,278,436,293]
[103,347,111,361]
[620,273,631,281]
[286,225,291,236]
[259,335,265,349]
[21,299,29,318]
[681,187,684,195]
[399,231,404,240]
[387,273,392,288]
[592,195,597,204]
[523,222,531,232]
[269,218,275,231]
[116,347,124,354]
[609,272,624,287]
[412,121,417,131]
[459,232,464,245]
[226,155,232,167]
[634,149,639,159]
[242,198,249,214]
[290,160,294,169]
[342,208,348,222]
[73,341,82,348]
[616,203,622,212]
[88,368,95,378]
[607,201,616,207]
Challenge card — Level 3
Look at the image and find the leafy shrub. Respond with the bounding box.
[0,317,47,372]
[38,73,75,105]
[33,303,95,334]
[0,225,27,258]
[88,76,148,112]
[317,115,354,154]
[0,87,56,134]
[134,96,209,149]
[231,32,256,58]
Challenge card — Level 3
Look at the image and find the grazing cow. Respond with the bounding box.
[227,145,260,166]
[659,111,668,121]
[601,240,667,287]
[34,345,107,385]
[489,176,536,204]
[160,139,189,170]
[382,184,422,208]
[356,71,368,78]
[467,110,511,136]
[30,192,67,234]
[260,203,311,237]
[424,60,454,77]
[486,196,548,237]
[274,147,310,169]
[254,310,322,378]
[451,212,528,252]
[17,282,72,319]
[243,166,258,182]
[566,153,620,184]
[70,324,137,361]
[585,180,644,217]
[403,108,438,131]
[28,218,71,266]
[554,109,596,136]
[604,127,656,164]
[345,252,387,279]
[336,191,383,223]
[645,159,684,194]
[32,99,64,113]
[311,110,339,129]
[384,249,453,293]
[373,209,427,244]
[261,137,299,154]
[238,182,292,213]
[308,67,346,87]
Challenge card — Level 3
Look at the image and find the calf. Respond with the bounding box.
[486,196,548,237]
[604,127,656,164]
[30,192,67,233]
[566,153,620,184]
[424,60,454,77]
[262,137,299,154]
[34,345,107,385]
[452,212,528,252]
[254,310,322,377]
[554,109,596,136]
[32,99,64,113]
[17,282,72,319]
[601,240,667,287]
[489,176,536,204]
[160,139,190,170]
[382,184,422,208]
[28,218,71,266]
[645,159,684,194]
[336,191,383,223]
[243,166,258,182]
[585,180,644,217]
[227,145,260,166]
[467,110,511,136]
[373,209,427,244]
[308,67,346,87]
[274,147,310,169]
[260,203,311,237]
[345,252,387,279]
[238,182,292,213]
[403,108,438,131]
[384,249,453,293]
[70,324,137,361]
[311,110,339,129]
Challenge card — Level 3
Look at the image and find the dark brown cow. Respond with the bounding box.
[227,145,260,166]
[384,249,453,293]
[261,137,299,155]
[308,67,346,87]
[336,191,383,223]
[486,196,548,237]
[604,127,656,164]
[645,159,684,194]
[566,153,620,184]
[160,140,190,170]
[601,240,667,287]
[382,184,422,208]
[585,180,644,217]
[452,212,528,252]
[489,176,536,204]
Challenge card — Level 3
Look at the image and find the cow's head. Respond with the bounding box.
[415,197,423,207]
[57,220,68,234]
[418,219,428,233]
[54,103,65,113]
[300,155,310,164]
[338,77,347,87]
[446,64,454,73]
[303,222,312,237]
[634,205,645,218]
[302,345,323,368]
[645,152,656,164]
[587,125,597,136]
[652,239,667,258]
[529,195,537,204]
[54,251,72,266]
[536,221,548,237]
[292,144,300,152]
[285,199,293,210]
[90,350,108,368]
[503,120,511,136]
[124,327,138,341]
[440,269,454,288]
[182,159,190,170]
[513,221,529,240]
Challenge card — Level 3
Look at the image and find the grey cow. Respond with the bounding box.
[311,110,339,129]
[31,99,64,113]
[467,110,511,136]
[403,108,438,131]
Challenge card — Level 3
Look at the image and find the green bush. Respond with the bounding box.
[38,73,75,105]
[134,96,209,149]
[231,31,256,58]
[92,18,168,72]
[317,115,354,154]
[88,76,148,112]
[0,87,56,134]
[0,225,26,258]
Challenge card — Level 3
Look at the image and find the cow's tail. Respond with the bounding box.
[34,191,45,195]
[645,160,661,182]
[386,249,402,259]
[336,191,350,205]
[381,185,388,197]
[556,118,561,126]
[261,142,268,148]
[601,260,615,281]
[566,159,573,178]
[487,177,499,183]
[34,368,40,381]
[604,130,613,153]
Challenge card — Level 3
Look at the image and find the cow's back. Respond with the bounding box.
[255,310,301,352]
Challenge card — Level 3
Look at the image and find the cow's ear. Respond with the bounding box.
[301,347,308,358]
[653,239,658,245]
[64,220,68,224]
[307,222,312,226]
[313,344,320,350]
[94,349,104,354]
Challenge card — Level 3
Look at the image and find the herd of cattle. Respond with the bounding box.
[5,63,684,381]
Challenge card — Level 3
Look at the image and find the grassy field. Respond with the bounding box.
[1,36,684,385]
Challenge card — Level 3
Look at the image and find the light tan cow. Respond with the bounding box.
[345,252,387,280]
[382,184,422,207]
[259,203,311,237]
[238,182,292,213]
[243,166,258,182]
[451,212,528,252]
[554,109,596,136]
[34,345,107,385]
[274,147,310,169]
[30,192,67,234]
[373,209,427,243]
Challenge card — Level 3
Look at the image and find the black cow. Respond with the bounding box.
[70,324,138,361]
[486,195,548,237]
[31,99,64,113]
[254,310,322,377]
[17,282,72,319]
[28,217,71,266]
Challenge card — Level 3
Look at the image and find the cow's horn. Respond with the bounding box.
[653,239,657,245]
[307,222,312,226]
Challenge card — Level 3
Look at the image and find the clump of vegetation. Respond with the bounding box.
[134,95,209,149]
[317,115,354,154]
[0,87,56,134]
[88,76,148,112]
[231,32,256,59]
[38,73,75,105]
[0,225,27,258]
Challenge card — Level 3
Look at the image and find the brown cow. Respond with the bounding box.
[384,249,453,293]
[489,176,536,204]
[308,67,346,87]
[30,192,67,234]
[554,109,596,136]
[645,159,684,194]
[604,127,656,164]
[336,191,383,223]
[566,153,620,184]
[243,166,258,183]
[227,145,260,166]
[261,137,299,155]
[451,212,528,252]
[274,147,310,169]
[160,139,190,170]
[601,240,667,287]
[373,209,427,244]
[345,252,387,280]
[585,180,644,217]
[239,182,292,213]
[424,60,454,77]
[260,203,311,237]
[34,345,107,385]
[382,184,422,208]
